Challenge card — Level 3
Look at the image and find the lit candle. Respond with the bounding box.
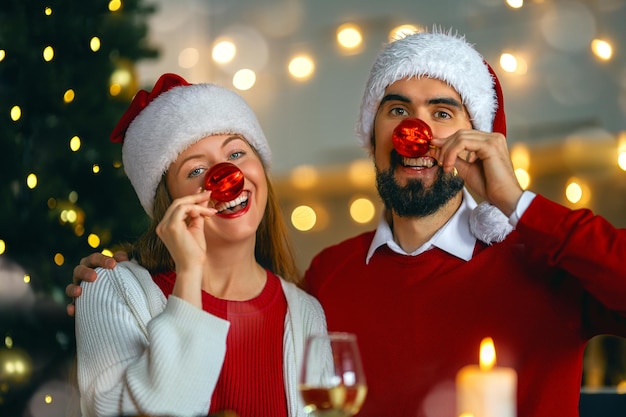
[456,337,517,417]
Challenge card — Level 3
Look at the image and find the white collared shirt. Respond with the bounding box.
[365,189,536,264]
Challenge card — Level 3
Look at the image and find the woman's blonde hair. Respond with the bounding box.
[126,156,301,285]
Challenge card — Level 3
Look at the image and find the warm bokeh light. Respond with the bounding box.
[69,136,81,152]
[288,55,315,80]
[507,0,524,8]
[26,173,37,189]
[87,233,101,248]
[336,23,362,51]
[54,253,65,266]
[23,274,31,284]
[565,179,591,205]
[500,53,518,73]
[93,164,101,174]
[618,151,626,171]
[348,159,375,188]
[69,191,78,203]
[500,52,527,74]
[232,69,256,90]
[63,89,75,103]
[0,347,32,382]
[350,197,376,224]
[90,36,101,52]
[109,83,122,96]
[75,224,85,237]
[0,239,5,255]
[291,205,317,231]
[515,168,531,190]
[10,105,22,121]
[43,45,54,61]
[212,40,236,64]
[591,39,612,60]
[102,248,114,257]
[479,337,496,371]
[178,47,199,69]
[108,0,122,12]
[290,165,319,189]
[388,24,422,42]
[44,7,53,16]
[60,209,78,224]
[510,143,530,171]
[0,49,5,62]
[110,68,132,90]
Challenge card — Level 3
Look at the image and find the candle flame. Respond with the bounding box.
[479,337,496,371]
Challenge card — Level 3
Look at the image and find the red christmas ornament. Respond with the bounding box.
[391,118,433,158]
[204,162,245,202]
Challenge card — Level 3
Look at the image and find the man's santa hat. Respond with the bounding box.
[356,29,512,243]
[110,73,271,218]
[356,28,506,151]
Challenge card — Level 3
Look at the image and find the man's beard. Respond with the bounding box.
[375,153,465,218]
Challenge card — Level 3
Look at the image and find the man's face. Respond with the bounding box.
[372,77,473,217]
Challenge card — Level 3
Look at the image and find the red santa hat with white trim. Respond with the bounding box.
[356,28,512,244]
[110,73,271,218]
[356,28,506,152]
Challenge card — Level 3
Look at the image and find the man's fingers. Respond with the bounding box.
[112,250,129,262]
[80,252,117,268]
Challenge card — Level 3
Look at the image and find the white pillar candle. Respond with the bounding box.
[456,337,517,417]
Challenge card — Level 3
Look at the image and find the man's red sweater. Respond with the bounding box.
[305,195,626,417]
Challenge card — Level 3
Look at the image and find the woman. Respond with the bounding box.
[75,73,328,417]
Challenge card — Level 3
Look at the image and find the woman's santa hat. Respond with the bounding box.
[356,29,512,244]
[110,73,271,218]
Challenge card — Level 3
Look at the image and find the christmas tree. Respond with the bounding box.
[0,0,158,414]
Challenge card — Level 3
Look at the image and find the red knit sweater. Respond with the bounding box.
[153,270,288,417]
[305,195,626,417]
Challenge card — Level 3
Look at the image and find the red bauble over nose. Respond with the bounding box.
[391,118,433,158]
[204,162,245,202]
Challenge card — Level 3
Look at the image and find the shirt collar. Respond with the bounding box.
[365,188,478,264]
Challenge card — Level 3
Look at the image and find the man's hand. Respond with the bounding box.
[66,251,129,316]
[432,129,523,217]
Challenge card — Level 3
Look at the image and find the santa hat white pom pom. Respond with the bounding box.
[469,201,514,244]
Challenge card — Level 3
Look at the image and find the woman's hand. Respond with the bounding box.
[156,190,217,306]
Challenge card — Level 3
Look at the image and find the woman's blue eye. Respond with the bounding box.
[229,151,245,160]
[189,167,205,178]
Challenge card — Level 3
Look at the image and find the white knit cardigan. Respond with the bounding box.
[75,260,328,417]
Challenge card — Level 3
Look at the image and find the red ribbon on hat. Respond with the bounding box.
[110,73,191,143]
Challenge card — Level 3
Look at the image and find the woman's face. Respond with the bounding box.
[165,134,268,241]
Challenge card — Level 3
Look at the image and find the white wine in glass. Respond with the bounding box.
[299,332,367,417]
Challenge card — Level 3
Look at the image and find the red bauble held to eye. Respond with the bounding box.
[392,118,433,158]
[204,162,245,202]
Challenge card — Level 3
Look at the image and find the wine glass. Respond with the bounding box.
[299,332,367,416]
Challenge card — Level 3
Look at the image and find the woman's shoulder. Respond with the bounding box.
[84,260,164,304]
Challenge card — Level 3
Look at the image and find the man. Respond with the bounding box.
[69,30,626,417]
